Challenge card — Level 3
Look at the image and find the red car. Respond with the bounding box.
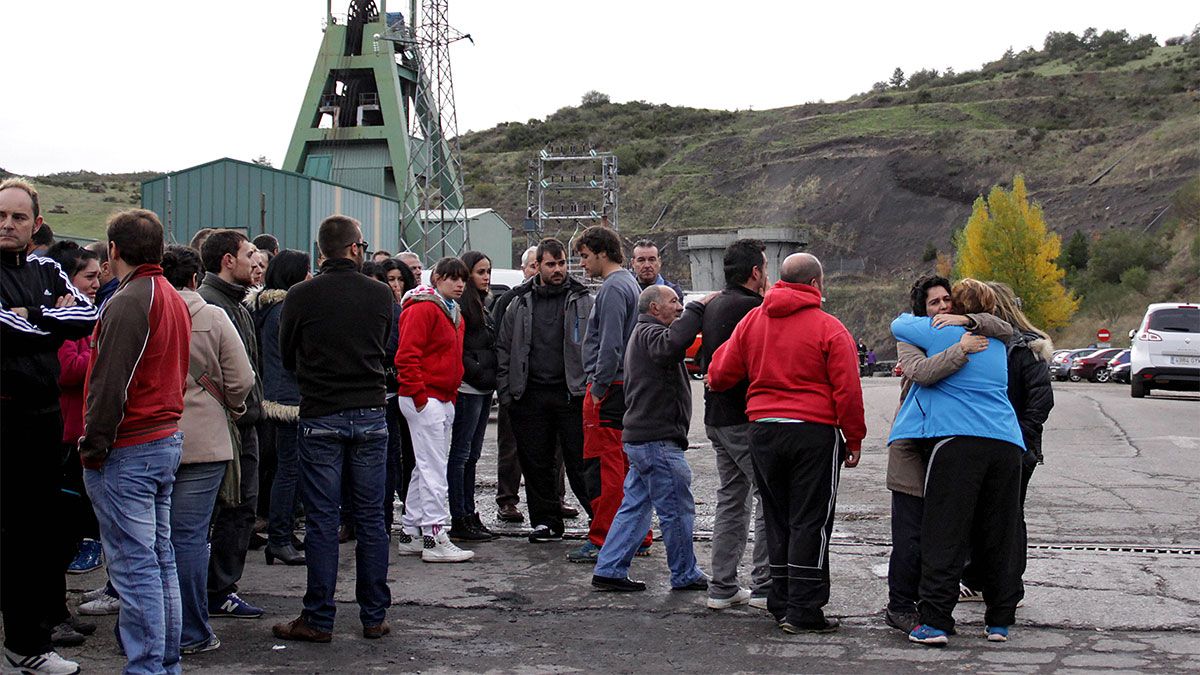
[1069,348,1123,382]
[685,334,704,379]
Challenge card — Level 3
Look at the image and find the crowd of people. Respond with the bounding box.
[0,174,1052,674]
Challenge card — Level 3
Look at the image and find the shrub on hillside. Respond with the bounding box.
[1084,229,1169,285]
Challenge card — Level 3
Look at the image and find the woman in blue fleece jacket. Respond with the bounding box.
[889,279,1026,647]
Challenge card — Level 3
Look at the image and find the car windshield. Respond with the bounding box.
[1071,349,1097,359]
[1148,307,1200,333]
[1112,351,1130,364]
[1093,349,1120,360]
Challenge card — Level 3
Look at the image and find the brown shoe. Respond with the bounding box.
[363,621,391,639]
[497,504,524,523]
[272,616,332,643]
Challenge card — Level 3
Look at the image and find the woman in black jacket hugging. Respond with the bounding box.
[446,251,499,542]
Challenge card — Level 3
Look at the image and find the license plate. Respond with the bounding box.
[1170,355,1200,365]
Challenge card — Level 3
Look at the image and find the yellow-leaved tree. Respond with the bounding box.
[954,175,1079,328]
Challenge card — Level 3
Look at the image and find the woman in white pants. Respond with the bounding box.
[392,257,474,562]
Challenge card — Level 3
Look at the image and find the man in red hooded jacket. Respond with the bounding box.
[708,252,864,635]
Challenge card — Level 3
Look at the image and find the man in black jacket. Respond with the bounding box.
[1,178,97,673]
[590,285,712,592]
[273,215,394,643]
[496,238,594,542]
[198,229,266,619]
[700,239,773,611]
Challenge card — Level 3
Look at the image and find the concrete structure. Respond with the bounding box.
[418,208,512,267]
[677,227,807,291]
[142,158,401,261]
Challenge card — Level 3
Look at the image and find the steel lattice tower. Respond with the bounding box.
[400,0,470,262]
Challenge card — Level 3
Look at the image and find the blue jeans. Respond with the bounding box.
[298,407,391,632]
[267,421,300,547]
[447,392,491,518]
[85,433,183,675]
[169,461,225,649]
[593,441,705,588]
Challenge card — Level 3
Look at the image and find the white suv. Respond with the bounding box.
[1129,302,1200,398]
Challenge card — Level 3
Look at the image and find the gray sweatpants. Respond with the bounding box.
[706,423,771,599]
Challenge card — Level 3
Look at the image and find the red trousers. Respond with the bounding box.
[583,383,652,549]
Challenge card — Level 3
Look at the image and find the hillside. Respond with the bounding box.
[460,40,1200,285]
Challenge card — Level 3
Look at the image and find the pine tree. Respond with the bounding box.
[954,175,1079,328]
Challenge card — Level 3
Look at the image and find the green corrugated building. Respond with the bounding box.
[141,157,401,261]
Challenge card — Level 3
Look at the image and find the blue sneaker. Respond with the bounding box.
[209,593,263,619]
[909,624,949,646]
[635,543,652,557]
[68,539,103,574]
[565,542,600,563]
[986,625,1009,642]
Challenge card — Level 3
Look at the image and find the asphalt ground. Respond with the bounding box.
[41,379,1200,672]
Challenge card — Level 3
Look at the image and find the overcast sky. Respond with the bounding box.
[3,1,1194,175]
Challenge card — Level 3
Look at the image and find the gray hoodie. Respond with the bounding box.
[581,269,639,399]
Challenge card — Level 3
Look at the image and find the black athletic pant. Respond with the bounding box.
[508,386,590,535]
[208,420,259,600]
[750,422,844,625]
[919,436,1024,632]
[962,460,1036,592]
[887,490,923,614]
[1,404,63,655]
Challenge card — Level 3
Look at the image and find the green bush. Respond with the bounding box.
[1085,229,1170,285]
[1120,265,1149,292]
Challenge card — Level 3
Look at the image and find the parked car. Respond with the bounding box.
[1107,349,1131,384]
[1129,302,1200,398]
[1050,348,1097,381]
[1069,348,1123,382]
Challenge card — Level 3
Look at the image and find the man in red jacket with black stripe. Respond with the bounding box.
[708,253,865,635]
[80,209,191,674]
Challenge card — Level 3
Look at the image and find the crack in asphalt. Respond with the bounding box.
[1078,390,1144,459]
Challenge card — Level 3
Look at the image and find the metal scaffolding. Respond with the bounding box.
[526,145,619,273]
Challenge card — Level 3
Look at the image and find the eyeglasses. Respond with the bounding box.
[346,240,370,253]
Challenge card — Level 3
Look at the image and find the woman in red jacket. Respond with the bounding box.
[46,241,103,645]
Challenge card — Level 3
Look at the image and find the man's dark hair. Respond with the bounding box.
[200,229,249,274]
[535,237,566,263]
[32,222,54,247]
[252,233,279,255]
[265,249,311,291]
[45,240,98,278]
[575,225,623,264]
[360,260,378,278]
[85,240,108,263]
[431,256,469,282]
[910,274,951,316]
[372,257,416,295]
[632,239,658,253]
[374,249,393,258]
[723,238,766,286]
[161,245,204,289]
[317,214,361,258]
[107,209,165,266]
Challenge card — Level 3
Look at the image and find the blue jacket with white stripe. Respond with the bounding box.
[886,313,1025,450]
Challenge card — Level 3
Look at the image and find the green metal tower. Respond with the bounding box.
[284,0,469,262]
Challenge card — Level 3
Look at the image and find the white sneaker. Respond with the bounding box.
[4,648,81,675]
[421,530,474,563]
[79,592,121,615]
[81,585,109,603]
[396,531,423,556]
[707,588,752,610]
[748,595,769,611]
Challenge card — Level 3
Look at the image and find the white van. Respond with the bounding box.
[1129,302,1200,398]
[420,267,527,296]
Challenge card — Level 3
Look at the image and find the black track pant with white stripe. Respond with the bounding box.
[750,421,844,625]
[918,436,1024,632]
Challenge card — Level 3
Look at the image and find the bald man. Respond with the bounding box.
[708,253,865,633]
[591,285,713,591]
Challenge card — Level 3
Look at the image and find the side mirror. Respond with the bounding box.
[1128,329,1136,339]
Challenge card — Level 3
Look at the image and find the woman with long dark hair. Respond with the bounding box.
[446,251,498,541]
[374,257,417,531]
[252,249,312,565]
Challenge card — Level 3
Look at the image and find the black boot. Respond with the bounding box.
[449,516,491,542]
[469,513,497,540]
[265,543,306,566]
